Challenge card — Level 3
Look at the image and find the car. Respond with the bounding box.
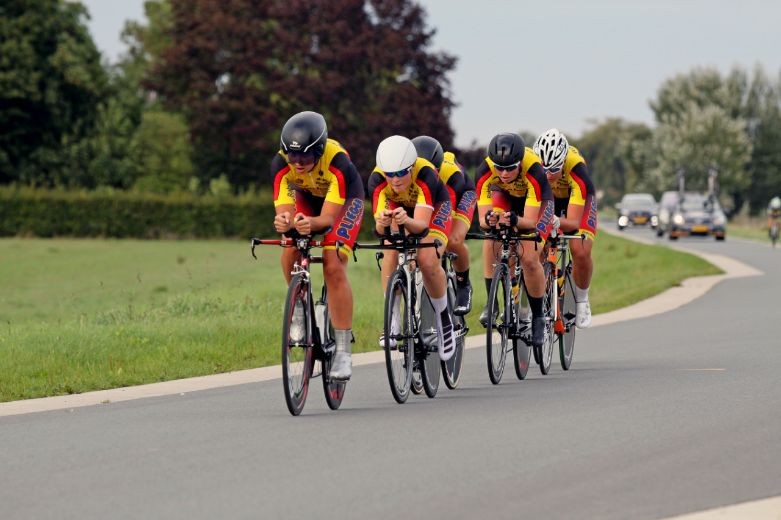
[657,191,726,240]
[616,193,658,230]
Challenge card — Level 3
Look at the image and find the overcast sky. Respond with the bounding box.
[81,0,781,147]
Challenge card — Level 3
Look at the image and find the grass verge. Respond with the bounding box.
[0,233,720,401]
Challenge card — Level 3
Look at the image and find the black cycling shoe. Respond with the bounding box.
[531,316,545,348]
[454,282,473,315]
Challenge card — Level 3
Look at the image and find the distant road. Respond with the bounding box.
[1,228,780,520]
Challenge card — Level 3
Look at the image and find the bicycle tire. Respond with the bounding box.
[535,260,555,375]
[384,269,413,404]
[442,276,465,389]
[417,290,440,398]
[281,273,314,416]
[512,275,532,380]
[486,263,509,384]
[319,287,346,410]
[559,266,576,371]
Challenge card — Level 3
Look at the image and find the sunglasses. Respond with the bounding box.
[288,151,316,164]
[385,166,412,178]
[545,166,562,175]
[494,161,520,172]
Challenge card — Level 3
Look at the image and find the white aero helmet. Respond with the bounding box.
[376,135,418,174]
[533,128,569,171]
[770,196,781,210]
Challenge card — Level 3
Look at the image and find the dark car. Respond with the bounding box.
[658,192,726,240]
[616,193,658,230]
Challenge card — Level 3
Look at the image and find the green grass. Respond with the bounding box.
[0,234,720,401]
[725,219,775,244]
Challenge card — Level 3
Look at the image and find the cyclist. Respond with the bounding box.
[475,132,556,349]
[368,135,456,361]
[767,196,781,237]
[412,135,477,315]
[533,128,597,329]
[271,111,365,380]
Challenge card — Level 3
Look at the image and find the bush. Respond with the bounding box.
[0,186,377,239]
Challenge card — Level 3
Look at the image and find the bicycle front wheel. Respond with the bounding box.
[486,264,510,384]
[442,276,465,389]
[384,269,413,403]
[535,261,555,375]
[558,265,577,371]
[281,273,314,416]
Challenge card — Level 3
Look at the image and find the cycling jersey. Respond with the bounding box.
[475,147,552,208]
[270,138,364,254]
[474,148,555,241]
[439,151,477,227]
[549,145,598,240]
[368,157,452,245]
[271,138,364,206]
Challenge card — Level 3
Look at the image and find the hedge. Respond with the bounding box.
[0,187,376,239]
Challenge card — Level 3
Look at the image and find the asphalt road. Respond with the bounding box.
[2,228,780,520]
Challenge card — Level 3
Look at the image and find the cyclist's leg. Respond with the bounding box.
[419,201,455,360]
[478,202,500,325]
[569,195,598,328]
[321,197,364,380]
[450,190,476,314]
[379,250,401,347]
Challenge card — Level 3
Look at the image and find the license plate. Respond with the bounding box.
[691,225,709,233]
[633,216,648,224]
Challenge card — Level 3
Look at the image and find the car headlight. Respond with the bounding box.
[673,213,685,225]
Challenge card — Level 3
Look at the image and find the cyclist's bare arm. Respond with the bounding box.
[560,202,584,232]
[274,204,295,233]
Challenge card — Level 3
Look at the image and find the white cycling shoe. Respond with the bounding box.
[576,301,592,329]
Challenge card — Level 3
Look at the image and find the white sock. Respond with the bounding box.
[430,294,448,314]
[574,284,589,303]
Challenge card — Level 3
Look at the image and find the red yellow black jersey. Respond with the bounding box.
[549,145,595,205]
[368,157,450,216]
[474,147,552,207]
[271,138,363,207]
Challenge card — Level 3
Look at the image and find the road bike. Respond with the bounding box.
[440,250,468,388]
[539,232,584,373]
[770,220,779,248]
[251,233,347,416]
[467,225,540,384]
[353,227,464,403]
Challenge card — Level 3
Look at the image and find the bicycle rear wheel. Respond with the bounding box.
[384,269,413,403]
[535,261,555,375]
[281,273,314,416]
[442,276,465,389]
[558,265,577,370]
[512,275,532,380]
[486,264,510,384]
[319,288,346,410]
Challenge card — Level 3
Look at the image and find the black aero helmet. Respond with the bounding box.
[411,135,444,169]
[487,133,525,167]
[280,111,328,156]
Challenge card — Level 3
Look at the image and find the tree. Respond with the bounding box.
[649,65,781,214]
[651,104,751,212]
[148,0,456,189]
[575,119,654,205]
[0,0,107,185]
